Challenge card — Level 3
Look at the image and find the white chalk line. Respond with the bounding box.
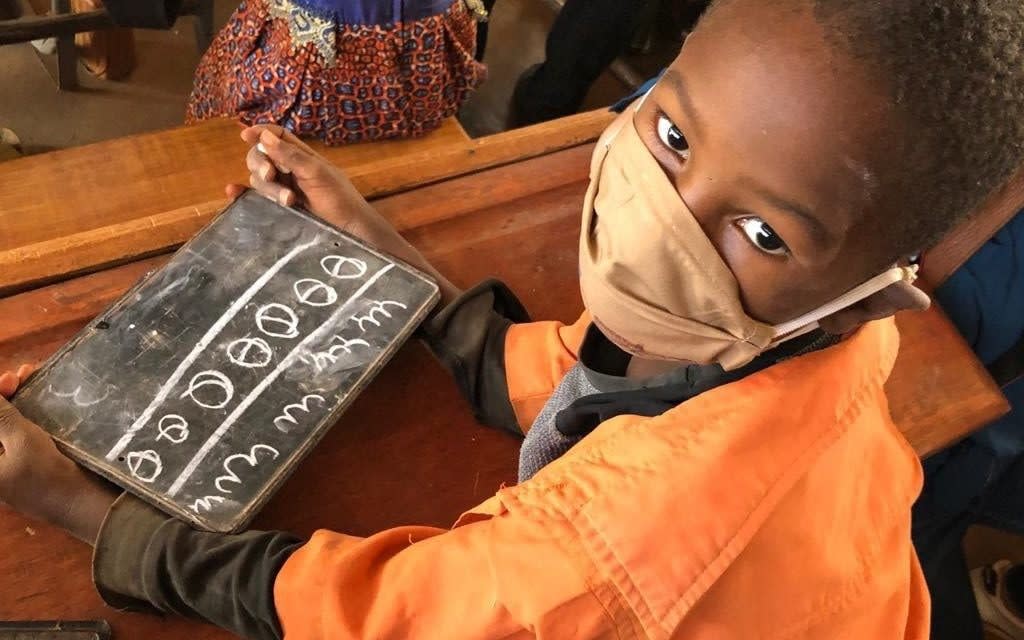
[105,240,318,461]
[165,264,394,496]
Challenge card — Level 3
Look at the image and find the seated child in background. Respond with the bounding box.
[1,1,1023,638]
[186,0,488,145]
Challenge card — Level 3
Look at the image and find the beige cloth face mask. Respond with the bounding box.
[578,97,918,371]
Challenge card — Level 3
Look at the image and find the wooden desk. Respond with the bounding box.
[0,123,1008,636]
[0,110,615,295]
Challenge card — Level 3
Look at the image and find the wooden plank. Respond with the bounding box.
[889,305,1009,457]
[0,143,595,295]
[0,117,467,253]
[921,165,1024,287]
[0,110,614,295]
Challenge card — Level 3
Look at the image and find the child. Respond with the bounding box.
[2,1,1023,637]
[186,0,487,145]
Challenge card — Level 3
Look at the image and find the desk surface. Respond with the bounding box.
[0,110,615,295]
[0,135,1009,637]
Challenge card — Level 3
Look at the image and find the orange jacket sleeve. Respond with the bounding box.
[274,498,613,639]
[420,279,590,434]
[503,313,590,432]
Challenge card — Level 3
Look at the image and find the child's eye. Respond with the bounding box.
[656,115,689,155]
[736,218,789,256]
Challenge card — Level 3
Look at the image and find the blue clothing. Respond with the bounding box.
[914,210,1024,640]
[933,214,1024,457]
[291,0,456,23]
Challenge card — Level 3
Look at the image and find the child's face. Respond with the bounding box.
[632,2,901,325]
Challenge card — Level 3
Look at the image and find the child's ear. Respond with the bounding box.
[817,281,931,335]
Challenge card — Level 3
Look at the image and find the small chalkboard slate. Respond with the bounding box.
[13,191,439,532]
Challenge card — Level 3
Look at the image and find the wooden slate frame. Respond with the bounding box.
[12,192,440,532]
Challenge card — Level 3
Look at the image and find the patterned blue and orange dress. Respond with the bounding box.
[186,0,487,145]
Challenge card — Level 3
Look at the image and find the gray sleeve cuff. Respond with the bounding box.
[92,493,166,613]
[92,494,302,640]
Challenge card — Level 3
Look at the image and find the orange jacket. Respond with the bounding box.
[275,313,929,638]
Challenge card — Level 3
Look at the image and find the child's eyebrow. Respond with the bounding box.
[661,69,706,139]
[742,180,831,244]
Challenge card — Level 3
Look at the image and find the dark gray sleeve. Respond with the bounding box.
[418,279,531,434]
[93,494,303,640]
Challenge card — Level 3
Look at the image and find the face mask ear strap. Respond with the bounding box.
[769,264,919,341]
[604,84,657,150]
[635,85,655,111]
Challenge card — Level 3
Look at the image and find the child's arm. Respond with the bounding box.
[0,389,603,640]
[92,491,589,640]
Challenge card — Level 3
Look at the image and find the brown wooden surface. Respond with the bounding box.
[922,165,1024,287]
[0,109,615,296]
[0,144,1006,635]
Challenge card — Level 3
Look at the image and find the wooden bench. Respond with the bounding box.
[0,109,1015,637]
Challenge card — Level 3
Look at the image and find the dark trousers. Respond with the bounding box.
[480,0,651,123]
[913,433,1024,640]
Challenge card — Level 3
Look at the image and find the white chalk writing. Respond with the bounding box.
[226,337,274,369]
[167,264,395,497]
[126,450,163,483]
[191,495,226,513]
[273,394,326,433]
[300,336,371,372]
[106,241,316,461]
[49,384,111,408]
[180,370,235,409]
[255,303,300,339]
[321,255,367,280]
[293,278,338,307]
[351,299,407,332]
[156,414,190,444]
[213,444,280,494]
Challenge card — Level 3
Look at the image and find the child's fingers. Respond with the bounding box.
[275,128,317,155]
[246,145,277,182]
[240,125,317,155]
[240,124,287,145]
[249,174,297,207]
[225,183,247,199]
[16,364,34,383]
[0,373,17,399]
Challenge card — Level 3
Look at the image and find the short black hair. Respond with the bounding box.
[812,1,1024,254]
[710,0,1024,255]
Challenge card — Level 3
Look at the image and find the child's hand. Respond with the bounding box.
[227,125,461,305]
[0,363,33,398]
[0,366,118,544]
[229,125,389,244]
